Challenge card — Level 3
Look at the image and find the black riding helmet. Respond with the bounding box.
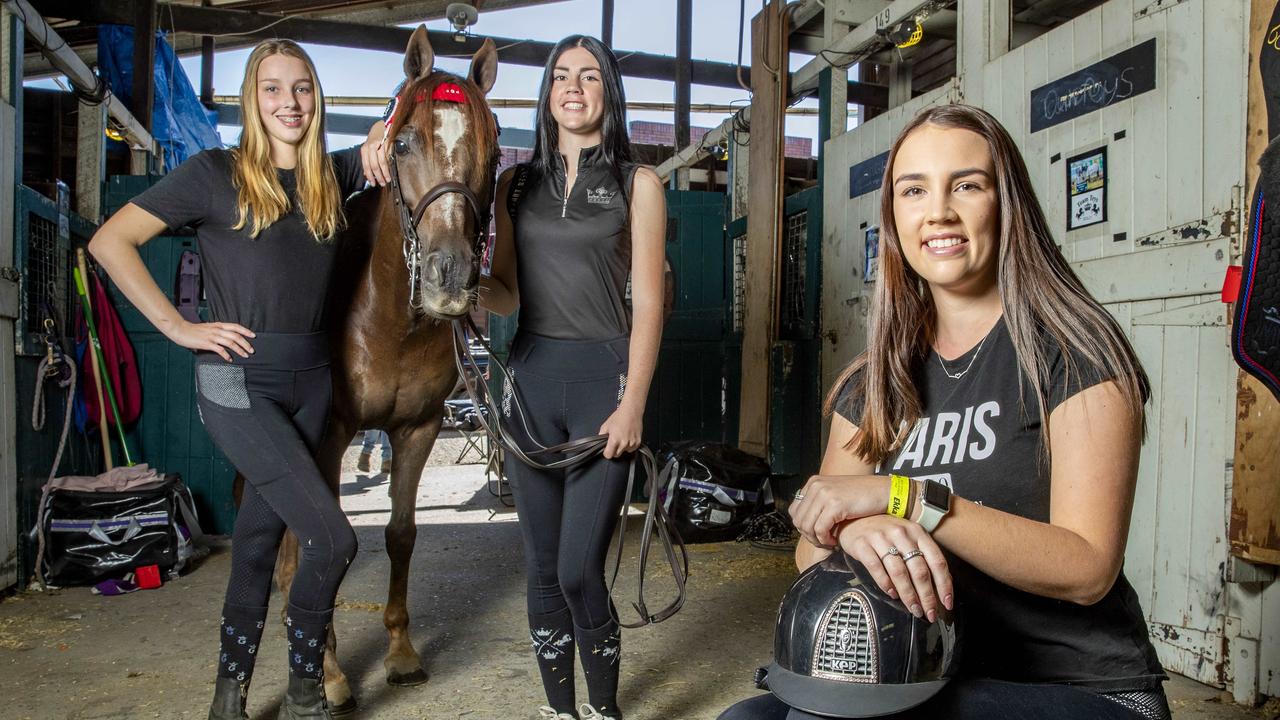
[762,550,959,718]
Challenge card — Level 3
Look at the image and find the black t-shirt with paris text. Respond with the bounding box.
[834,319,1165,691]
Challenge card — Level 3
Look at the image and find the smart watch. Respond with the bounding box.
[917,479,952,533]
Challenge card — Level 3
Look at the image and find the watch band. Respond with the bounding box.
[918,500,945,533]
[916,479,952,534]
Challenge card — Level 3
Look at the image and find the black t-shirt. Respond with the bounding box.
[130,147,365,333]
[834,319,1166,691]
[511,145,640,340]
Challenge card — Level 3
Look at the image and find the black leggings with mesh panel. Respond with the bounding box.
[194,332,357,614]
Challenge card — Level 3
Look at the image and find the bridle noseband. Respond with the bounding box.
[389,153,495,311]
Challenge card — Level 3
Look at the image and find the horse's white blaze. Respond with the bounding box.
[434,107,467,225]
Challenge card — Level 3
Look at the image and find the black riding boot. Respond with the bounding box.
[277,674,333,719]
[208,676,249,720]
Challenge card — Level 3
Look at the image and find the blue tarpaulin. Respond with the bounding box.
[97,25,222,170]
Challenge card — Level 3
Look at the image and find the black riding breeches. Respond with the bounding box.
[195,332,357,616]
[503,331,633,628]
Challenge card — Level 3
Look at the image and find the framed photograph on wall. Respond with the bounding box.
[1066,147,1107,231]
[864,225,880,282]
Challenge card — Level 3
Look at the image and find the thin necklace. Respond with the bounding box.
[937,334,988,380]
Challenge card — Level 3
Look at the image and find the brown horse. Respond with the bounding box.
[273,27,500,713]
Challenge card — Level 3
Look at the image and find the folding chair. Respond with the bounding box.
[443,399,488,464]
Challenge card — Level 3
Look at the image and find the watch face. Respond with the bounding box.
[923,480,952,510]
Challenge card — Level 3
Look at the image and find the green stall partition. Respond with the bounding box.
[103,175,238,534]
[724,187,825,492]
[13,183,106,584]
[649,189,735,448]
[769,186,824,486]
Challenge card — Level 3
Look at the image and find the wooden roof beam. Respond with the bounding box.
[23,1,770,90]
[3,0,155,152]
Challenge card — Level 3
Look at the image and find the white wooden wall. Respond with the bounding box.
[0,7,18,592]
[820,82,959,397]
[820,0,1280,701]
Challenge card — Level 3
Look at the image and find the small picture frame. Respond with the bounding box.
[864,225,880,282]
[1066,147,1107,231]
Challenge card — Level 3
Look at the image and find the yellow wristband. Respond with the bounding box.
[888,474,911,518]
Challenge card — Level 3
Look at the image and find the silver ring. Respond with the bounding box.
[793,492,805,502]
[880,546,900,561]
[901,550,925,562]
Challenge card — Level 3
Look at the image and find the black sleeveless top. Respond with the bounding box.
[512,145,639,340]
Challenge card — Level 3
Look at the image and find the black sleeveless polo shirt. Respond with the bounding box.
[512,145,639,340]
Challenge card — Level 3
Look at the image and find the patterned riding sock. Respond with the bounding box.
[284,604,332,680]
[529,607,577,714]
[217,602,268,684]
[576,620,622,719]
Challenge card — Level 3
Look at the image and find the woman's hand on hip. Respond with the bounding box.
[837,515,953,622]
[598,404,643,459]
[168,320,256,361]
[789,474,889,548]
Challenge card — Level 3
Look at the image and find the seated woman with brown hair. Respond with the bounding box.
[719,104,1168,720]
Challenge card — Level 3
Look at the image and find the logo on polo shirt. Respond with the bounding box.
[587,186,617,205]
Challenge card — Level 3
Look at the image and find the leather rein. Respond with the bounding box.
[452,319,689,629]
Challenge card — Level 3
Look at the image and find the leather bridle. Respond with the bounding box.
[388,150,495,310]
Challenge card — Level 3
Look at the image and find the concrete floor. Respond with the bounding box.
[0,434,1276,720]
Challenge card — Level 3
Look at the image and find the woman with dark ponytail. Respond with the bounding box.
[481,35,667,720]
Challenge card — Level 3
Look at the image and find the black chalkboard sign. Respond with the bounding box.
[849,150,890,198]
[1030,38,1157,133]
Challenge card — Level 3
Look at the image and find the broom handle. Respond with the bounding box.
[73,257,134,466]
[75,249,113,470]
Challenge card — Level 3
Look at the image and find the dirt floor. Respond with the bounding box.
[1,433,1277,720]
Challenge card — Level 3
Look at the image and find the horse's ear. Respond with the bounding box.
[404,25,434,82]
[468,38,498,95]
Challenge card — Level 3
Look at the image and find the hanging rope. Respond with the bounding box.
[31,340,77,591]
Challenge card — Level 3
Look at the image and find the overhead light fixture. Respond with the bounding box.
[885,20,922,48]
[446,2,478,41]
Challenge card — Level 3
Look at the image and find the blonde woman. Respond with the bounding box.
[89,40,381,720]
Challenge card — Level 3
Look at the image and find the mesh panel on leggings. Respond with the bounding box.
[197,364,251,409]
[1100,690,1171,720]
[225,496,285,606]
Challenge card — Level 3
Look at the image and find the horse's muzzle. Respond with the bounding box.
[418,248,478,318]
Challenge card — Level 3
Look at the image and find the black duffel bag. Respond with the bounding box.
[38,474,200,587]
[659,441,772,544]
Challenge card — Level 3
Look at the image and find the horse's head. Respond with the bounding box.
[386,27,499,319]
